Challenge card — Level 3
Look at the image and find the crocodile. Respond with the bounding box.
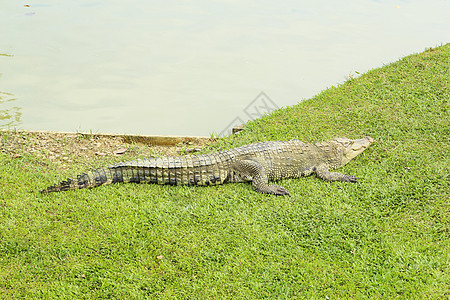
[40,136,374,196]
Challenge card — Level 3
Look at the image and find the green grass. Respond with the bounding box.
[1,44,449,299]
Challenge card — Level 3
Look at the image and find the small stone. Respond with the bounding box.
[185,148,201,154]
[113,148,128,155]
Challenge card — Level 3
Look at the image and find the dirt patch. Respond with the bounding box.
[1,130,215,170]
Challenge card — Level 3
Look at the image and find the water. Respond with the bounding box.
[1,0,449,136]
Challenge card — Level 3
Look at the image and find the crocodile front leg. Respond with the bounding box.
[233,159,291,196]
[315,165,358,182]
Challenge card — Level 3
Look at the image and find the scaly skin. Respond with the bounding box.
[40,136,374,196]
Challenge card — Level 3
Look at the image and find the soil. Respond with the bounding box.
[1,130,214,170]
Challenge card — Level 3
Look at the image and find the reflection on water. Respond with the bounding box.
[0,92,22,128]
[0,1,449,136]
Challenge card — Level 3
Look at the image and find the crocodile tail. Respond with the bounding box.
[40,168,117,194]
[40,177,78,193]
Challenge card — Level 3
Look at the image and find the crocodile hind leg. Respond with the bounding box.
[233,159,291,196]
[315,165,358,183]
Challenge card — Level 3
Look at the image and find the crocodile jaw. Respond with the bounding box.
[335,136,374,164]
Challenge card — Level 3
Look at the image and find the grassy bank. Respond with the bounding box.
[1,44,449,298]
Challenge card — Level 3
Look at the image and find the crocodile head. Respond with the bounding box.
[334,136,374,165]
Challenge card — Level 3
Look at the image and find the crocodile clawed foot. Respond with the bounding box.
[344,175,358,183]
[268,184,291,196]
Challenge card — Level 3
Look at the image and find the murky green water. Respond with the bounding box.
[1,1,449,136]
